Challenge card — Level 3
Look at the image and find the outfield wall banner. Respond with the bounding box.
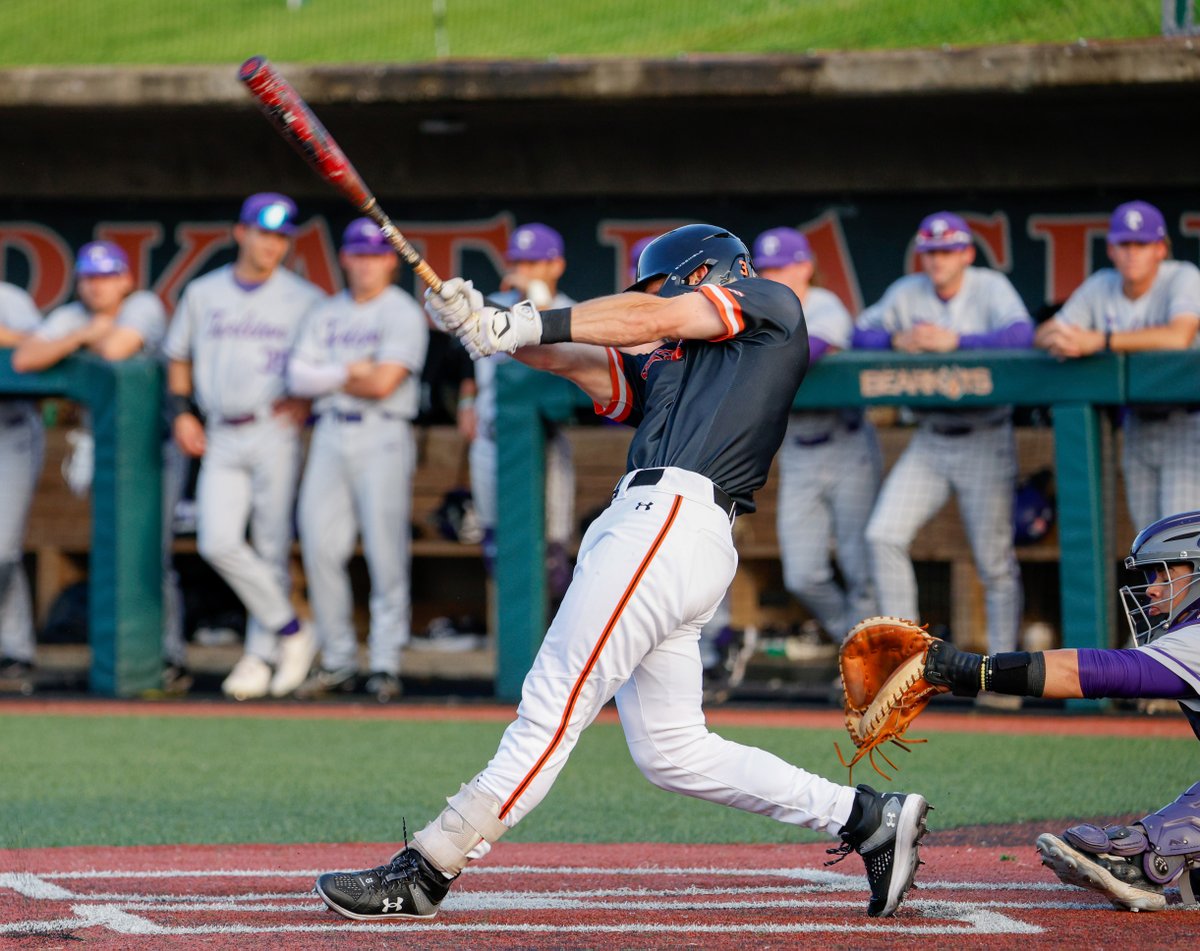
[4,193,1200,318]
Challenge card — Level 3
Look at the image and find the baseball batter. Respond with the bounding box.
[164,193,324,701]
[289,218,429,702]
[317,224,931,922]
[1035,200,1200,529]
[0,281,44,695]
[854,212,1033,698]
[11,241,189,690]
[754,226,880,641]
[922,508,1200,910]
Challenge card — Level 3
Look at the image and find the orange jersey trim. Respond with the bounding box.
[499,494,684,819]
[699,284,746,341]
[592,346,633,422]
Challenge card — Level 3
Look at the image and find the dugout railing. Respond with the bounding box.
[494,350,1196,706]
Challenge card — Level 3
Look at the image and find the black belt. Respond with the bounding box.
[218,413,258,427]
[791,418,861,447]
[627,468,737,519]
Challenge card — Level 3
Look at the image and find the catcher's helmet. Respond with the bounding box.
[626,224,754,298]
[1120,510,1200,645]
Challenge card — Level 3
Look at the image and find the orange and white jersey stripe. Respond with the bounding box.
[699,284,746,341]
[592,346,635,423]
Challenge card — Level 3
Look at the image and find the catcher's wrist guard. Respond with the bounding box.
[923,639,982,697]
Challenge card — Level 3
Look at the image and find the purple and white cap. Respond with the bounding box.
[341,217,394,255]
[1108,201,1167,244]
[239,192,298,235]
[76,240,129,276]
[507,223,564,262]
[752,227,813,268]
[628,235,655,282]
[915,211,973,252]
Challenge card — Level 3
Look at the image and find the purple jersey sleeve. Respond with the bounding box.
[958,320,1035,350]
[851,326,893,349]
[1076,648,1197,699]
[808,336,833,363]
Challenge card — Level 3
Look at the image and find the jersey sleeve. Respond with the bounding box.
[378,290,430,372]
[592,346,644,426]
[289,300,326,365]
[119,291,168,353]
[0,284,42,332]
[803,288,853,350]
[1054,274,1103,330]
[696,278,802,342]
[33,305,81,342]
[1166,262,1200,320]
[162,286,196,361]
[984,272,1032,330]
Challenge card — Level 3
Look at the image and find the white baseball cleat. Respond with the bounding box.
[270,623,318,697]
[222,654,272,701]
[1035,832,1167,912]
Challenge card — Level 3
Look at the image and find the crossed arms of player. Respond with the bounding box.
[287,356,411,401]
[11,317,148,372]
[424,275,729,404]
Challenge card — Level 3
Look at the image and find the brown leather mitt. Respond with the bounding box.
[837,616,949,779]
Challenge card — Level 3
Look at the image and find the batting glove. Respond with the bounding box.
[481,299,544,355]
[424,278,483,333]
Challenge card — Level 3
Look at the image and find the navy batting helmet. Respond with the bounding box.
[626,224,754,298]
[1120,510,1200,646]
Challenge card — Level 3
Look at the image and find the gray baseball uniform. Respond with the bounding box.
[293,286,429,677]
[163,263,323,663]
[1056,260,1200,529]
[857,267,1032,654]
[776,286,880,640]
[0,283,44,666]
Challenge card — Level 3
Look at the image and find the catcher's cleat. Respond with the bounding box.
[827,784,930,917]
[1035,832,1167,912]
[315,847,455,921]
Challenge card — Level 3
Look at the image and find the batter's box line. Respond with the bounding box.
[0,901,1044,937]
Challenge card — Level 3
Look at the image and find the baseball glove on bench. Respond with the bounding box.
[836,616,949,780]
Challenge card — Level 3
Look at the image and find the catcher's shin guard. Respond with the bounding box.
[1036,780,1200,911]
[411,780,509,876]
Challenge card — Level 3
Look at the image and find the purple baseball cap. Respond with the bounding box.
[75,240,129,277]
[1108,201,1167,244]
[628,235,655,281]
[341,217,394,255]
[915,211,973,252]
[506,223,564,262]
[752,227,813,268]
[239,192,298,235]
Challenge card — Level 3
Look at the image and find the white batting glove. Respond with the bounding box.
[481,299,544,355]
[424,278,483,333]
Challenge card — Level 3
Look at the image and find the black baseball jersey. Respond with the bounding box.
[593,278,808,514]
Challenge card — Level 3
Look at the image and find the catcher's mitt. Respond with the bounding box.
[836,616,949,780]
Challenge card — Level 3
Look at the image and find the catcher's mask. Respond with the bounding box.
[626,224,754,298]
[1119,510,1200,646]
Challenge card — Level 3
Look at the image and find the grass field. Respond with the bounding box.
[0,1,1161,66]
[1,709,1192,849]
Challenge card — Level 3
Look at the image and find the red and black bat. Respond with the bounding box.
[238,55,443,293]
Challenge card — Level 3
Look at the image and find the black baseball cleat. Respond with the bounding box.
[315,847,455,920]
[827,784,930,917]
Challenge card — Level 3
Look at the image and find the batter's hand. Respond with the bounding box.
[466,299,544,358]
[173,413,206,457]
[425,278,483,333]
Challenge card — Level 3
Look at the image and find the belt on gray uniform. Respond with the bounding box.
[217,413,259,427]
[326,410,409,423]
[793,419,861,447]
[626,468,737,521]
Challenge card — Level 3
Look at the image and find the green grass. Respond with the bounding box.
[0,0,1160,66]
[0,712,1192,848]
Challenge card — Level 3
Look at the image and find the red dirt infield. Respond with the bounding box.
[2,839,1196,949]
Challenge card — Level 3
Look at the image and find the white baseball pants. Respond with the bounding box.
[0,407,43,663]
[1122,411,1200,530]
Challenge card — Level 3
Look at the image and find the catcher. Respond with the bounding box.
[842,508,1200,911]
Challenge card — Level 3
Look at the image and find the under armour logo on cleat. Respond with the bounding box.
[381,898,404,913]
[635,501,654,510]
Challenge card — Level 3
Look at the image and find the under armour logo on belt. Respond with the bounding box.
[635,501,654,511]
